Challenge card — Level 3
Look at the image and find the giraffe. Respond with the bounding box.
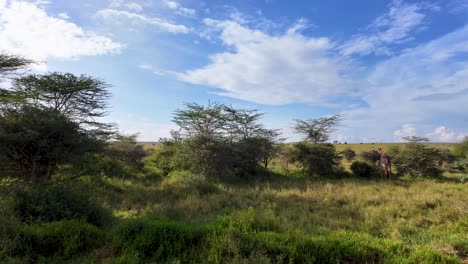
[377,147,391,179]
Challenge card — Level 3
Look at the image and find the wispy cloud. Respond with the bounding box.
[109,0,143,12]
[165,1,196,17]
[340,0,439,56]
[96,9,190,33]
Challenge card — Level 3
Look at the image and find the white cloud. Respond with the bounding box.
[427,126,462,142]
[340,0,438,56]
[109,0,142,12]
[339,24,468,142]
[179,19,355,105]
[394,124,416,142]
[138,64,177,76]
[96,9,189,33]
[57,12,70,20]
[165,1,196,17]
[0,0,122,62]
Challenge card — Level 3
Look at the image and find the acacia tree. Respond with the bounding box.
[293,114,342,143]
[0,53,33,111]
[392,136,443,177]
[257,129,285,169]
[0,53,33,78]
[0,106,100,180]
[0,70,114,180]
[11,73,114,138]
[160,102,284,177]
[292,114,344,177]
[224,106,264,142]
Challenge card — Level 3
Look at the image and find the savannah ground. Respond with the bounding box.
[1,143,466,263]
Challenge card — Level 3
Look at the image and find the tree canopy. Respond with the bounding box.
[293,114,342,144]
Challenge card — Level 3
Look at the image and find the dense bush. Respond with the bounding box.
[0,106,102,180]
[0,182,111,227]
[350,161,378,178]
[108,134,148,170]
[451,137,468,173]
[360,150,381,163]
[392,141,443,177]
[342,148,356,161]
[112,217,203,262]
[1,220,106,261]
[291,142,343,177]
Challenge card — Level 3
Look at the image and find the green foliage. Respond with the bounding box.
[158,102,284,179]
[360,150,381,163]
[291,142,342,177]
[1,220,106,261]
[350,161,378,178]
[207,208,458,264]
[451,137,468,173]
[0,53,33,78]
[393,139,444,177]
[112,217,203,262]
[452,137,468,159]
[0,182,111,227]
[342,147,356,161]
[387,145,401,157]
[11,72,113,135]
[0,106,102,180]
[293,114,342,143]
[108,134,148,170]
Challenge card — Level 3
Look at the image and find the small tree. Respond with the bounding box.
[172,102,226,139]
[393,136,442,177]
[291,142,342,177]
[11,73,114,138]
[257,129,285,169]
[0,106,101,180]
[293,114,342,143]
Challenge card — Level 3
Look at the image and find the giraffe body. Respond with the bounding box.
[377,148,391,179]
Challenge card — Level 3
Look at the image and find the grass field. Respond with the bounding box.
[1,143,466,263]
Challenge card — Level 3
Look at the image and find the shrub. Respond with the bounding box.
[350,161,378,178]
[291,142,342,177]
[360,150,381,163]
[2,220,106,260]
[112,217,203,262]
[342,148,356,161]
[108,134,148,170]
[0,182,111,227]
[393,141,443,177]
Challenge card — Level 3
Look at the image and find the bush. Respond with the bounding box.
[393,143,443,177]
[112,217,203,262]
[2,220,106,260]
[360,150,381,163]
[342,148,356,161]
[291,142,343,177]
[0,182,111,227]
[108,134,148,170]
[350,161,378,178]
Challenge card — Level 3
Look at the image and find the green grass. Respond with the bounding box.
[0,142,466,263]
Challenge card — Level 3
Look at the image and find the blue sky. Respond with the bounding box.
[1,0,467,142]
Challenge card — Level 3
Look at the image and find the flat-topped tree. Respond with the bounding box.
[11,72,114,139]
[172,102,226,139]
[293,114,342,144]
[0,53,33,78]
